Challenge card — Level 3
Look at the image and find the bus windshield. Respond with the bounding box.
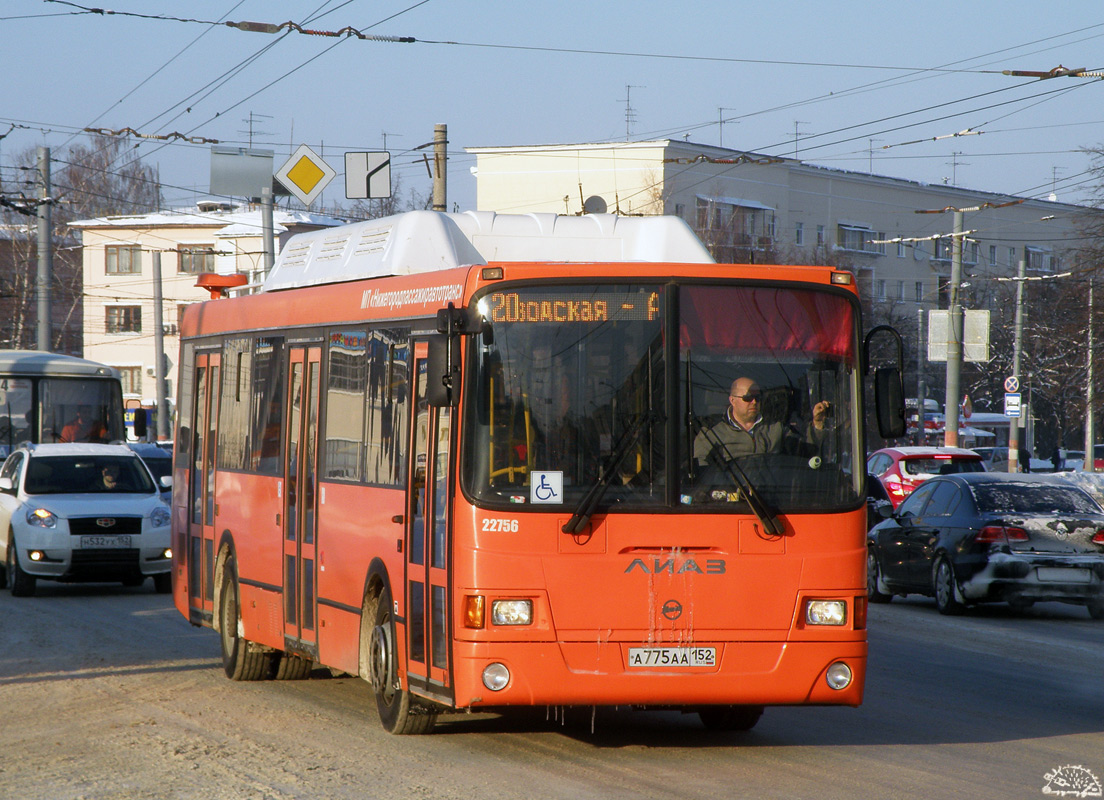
[462,281,861,514]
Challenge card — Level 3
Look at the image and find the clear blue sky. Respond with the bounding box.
[3,0,1103,215]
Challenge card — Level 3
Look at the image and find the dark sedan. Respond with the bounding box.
[867,473,1104,618]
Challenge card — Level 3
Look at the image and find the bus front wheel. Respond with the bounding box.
[367,587,436,735]
[697,705,764,731]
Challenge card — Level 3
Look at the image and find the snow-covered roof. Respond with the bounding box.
[67,204,345,232]
[262,210,715,292]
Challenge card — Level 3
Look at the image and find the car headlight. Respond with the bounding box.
[805,599,848,626]
[150,506,171,528]
[491,599,533,626]
[26,508,57,528]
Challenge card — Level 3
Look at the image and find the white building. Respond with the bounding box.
[70,202,342,413]
[466,140,1090,309]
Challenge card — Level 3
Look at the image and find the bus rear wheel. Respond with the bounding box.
[219,555,273,681]
[367,587,436,735]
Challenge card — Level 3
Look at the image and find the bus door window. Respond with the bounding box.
[406,345,451,691]
[188,352,220,613]
[283,346,321,648]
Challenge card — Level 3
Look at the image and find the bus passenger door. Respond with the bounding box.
[187,351,220,619]
[404,343,452,701]
[283,346,321,655]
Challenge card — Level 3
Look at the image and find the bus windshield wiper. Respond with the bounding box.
[693,416,784,537]
[562,410,657,535]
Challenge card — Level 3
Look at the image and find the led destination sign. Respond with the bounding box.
[488,290,661,324]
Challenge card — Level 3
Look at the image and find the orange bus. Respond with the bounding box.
[171,210,904,734]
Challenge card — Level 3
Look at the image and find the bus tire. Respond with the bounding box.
[7,537,36,597]
[697,705,764,731]
[272,653,313,680]
[367,587,436,735]
[219,555,271,681]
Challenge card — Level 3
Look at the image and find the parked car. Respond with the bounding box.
[867,472,1104,618]
[866,446,986,508]
[974,445,1052,473]
[127,442,173,499]
[0,443,172,596]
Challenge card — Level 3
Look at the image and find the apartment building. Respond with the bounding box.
[70,202,341,409]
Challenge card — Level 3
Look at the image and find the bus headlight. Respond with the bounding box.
[482,663,510,691]
[492,599,532,626]
[826,662,853,690]
[805,599,847,626]
[26,508,57,528]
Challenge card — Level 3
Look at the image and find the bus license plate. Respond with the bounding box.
[627,647,716,668]
[80,535,132,549]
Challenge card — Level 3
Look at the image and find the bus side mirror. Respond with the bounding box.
[426,334,461,408]
[875,367,906,440]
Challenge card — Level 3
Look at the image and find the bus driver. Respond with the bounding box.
[693,377,832,466]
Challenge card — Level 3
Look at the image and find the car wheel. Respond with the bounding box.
[867,550,892,604]
[368,586,436,734]
[698,705,764,731]
[1088,597,1104,621]
[933,557,964,616]
[152,572,172,594]
[7,538,36,597]
[219,555,273,681]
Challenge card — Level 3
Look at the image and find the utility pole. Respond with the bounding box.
[261,186,275,282]
[718,108,737,148]
[1008,257,1027,472]
[432,123,447,212]
[152,251,169,441]
[1087,278,1095,472]
[917,307,927,445]
[943,210,964,447]
[36,146,52,351]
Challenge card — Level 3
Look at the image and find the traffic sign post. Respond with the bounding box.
[345,151,391,199]
[275,144,336,207]
[1004,392,1022,418]
[1004,376,1020,393]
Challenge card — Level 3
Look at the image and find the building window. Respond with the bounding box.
[1026,246,1052,272]
[106,305,141,334]
[875,279,886,301]
[989,245,997,266]
[795,222,804,246]
[1009,247,1017,268]
[897,241,906,258]
[115,366,142,396]
[105,245,142,275]
[896,280,904,301]
[816,225,825,246]
[179,245,215,274]
[837,224,886,255]
[915,281,924,303]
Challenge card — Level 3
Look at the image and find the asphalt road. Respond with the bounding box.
[0,582,1100,800]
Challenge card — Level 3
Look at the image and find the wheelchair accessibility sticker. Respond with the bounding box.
[531,471,563,504]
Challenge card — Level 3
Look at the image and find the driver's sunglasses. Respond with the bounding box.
[733,391,762,402]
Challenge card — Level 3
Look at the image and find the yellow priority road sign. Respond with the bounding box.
[275,144,336,207]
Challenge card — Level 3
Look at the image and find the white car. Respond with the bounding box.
[0,443,172,596]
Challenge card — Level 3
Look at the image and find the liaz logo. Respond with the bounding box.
[625,557,725,575]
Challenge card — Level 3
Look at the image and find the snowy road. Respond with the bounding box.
[0,583,1100,799]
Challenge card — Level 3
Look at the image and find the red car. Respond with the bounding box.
[866,446,986,508]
